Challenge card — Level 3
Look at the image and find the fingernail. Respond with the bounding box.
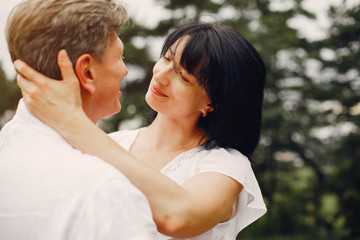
[13,60,22,70]
[59,49,68,59]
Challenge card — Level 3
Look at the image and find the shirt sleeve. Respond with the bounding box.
[68,176,157,240]
[195,148,267,233]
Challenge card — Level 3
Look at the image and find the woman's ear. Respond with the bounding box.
[74,54,96,94]
[201,103,214,117]
[207,104,214,113]
[205,104,214,116]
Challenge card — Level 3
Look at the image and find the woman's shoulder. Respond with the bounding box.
[108,128,143,149]
[195,146,251,173]
[178,146,255,189]
[196,147,261,189]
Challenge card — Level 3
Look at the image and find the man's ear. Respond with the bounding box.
[74,54,96,94]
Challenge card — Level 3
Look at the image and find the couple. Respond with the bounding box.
[0,0,267,239]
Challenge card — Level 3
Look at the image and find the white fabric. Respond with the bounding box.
[110,128,267,240]
[0,100,157,240]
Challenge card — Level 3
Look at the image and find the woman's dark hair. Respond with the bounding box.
[160,22,266,159]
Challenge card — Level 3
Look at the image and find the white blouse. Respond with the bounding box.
[110,128,267,240]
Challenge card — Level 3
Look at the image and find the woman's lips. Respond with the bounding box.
[151,84,168,97]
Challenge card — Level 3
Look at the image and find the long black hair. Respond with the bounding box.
[160,22,266,159]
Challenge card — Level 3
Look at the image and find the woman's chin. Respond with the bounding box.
[145,101,159,114]
[145,92,154,108]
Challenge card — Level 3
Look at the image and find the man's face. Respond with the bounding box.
[90,35,128,121]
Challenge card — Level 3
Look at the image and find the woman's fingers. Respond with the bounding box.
[14,49,77,87]
[17,73,40,99]
[57,49,77,83]
[16,72,28,90]
[14,59,49,85]
[17,73,46,112]
[13,50,83,130]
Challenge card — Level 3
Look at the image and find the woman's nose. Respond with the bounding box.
[153,59,173,86]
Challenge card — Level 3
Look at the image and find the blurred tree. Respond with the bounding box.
[321,4,360,239]
[101,0,359,239]
[0,62,21,129]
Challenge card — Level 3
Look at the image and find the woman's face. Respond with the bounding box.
[145,37,211,120]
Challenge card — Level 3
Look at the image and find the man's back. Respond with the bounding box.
[0,100,156,239]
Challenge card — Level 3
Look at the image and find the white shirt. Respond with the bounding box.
[110,128,267,240]
[0,100,157,240]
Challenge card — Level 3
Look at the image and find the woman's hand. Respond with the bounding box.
[15,49,86,132]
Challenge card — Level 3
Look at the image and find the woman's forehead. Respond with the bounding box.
[167,35,190,57]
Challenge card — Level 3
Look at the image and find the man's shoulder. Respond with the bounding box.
[0,116,131,190]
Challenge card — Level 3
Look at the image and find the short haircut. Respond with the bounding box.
[161,23,266,159]
[6,0,127,79]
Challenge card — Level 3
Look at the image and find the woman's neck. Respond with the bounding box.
[145,114,206,153]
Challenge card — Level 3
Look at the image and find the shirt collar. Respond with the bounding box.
[13,99,61,136]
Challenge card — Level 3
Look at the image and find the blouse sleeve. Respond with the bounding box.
[195,147,267,233]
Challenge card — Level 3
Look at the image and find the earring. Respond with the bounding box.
[202,111,207,117]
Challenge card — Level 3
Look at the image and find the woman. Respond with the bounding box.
[16,22,267,239]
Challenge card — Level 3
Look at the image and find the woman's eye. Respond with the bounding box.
[163,56,171,62]
[179,72,190,83]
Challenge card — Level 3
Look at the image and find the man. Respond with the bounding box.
[0,0,156,239]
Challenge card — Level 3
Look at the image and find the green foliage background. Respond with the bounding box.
[1,0,359,239]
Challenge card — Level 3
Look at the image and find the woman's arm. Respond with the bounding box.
[60,116,242,237]
[15,50,243,237]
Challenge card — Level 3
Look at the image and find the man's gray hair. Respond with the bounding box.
[6,0,127,79]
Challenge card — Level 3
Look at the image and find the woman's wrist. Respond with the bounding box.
[57,110,93,142]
